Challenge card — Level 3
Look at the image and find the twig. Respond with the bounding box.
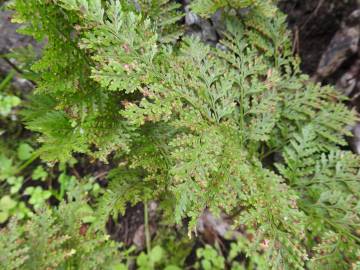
[2,57,24,74]
[92,171,108,181]
[71,167,82,179]
[15,152,40,175]
[1,57,36,87]
[292,26,300,55]
[0,70,15,91]
[301,0,325,30]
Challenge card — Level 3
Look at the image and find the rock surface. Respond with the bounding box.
[0,11,34,54]
[0,9,39,90]
[313,8,360,154]
[315,9,360,79]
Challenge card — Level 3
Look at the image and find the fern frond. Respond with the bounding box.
[278,127,360,269]
[0,185,122,270]
[190,0,266,18]
[10,1,360,268]
[134,0,184,43]
[92,166,153,231]
[0,219,29,270]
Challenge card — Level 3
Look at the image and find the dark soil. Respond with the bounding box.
[278,0,358,75]
[106,203,145,245]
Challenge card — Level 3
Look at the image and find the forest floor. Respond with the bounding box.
[279,0,358,75]
[113,0,360,246]
[279,0,360,152]
[1,0,360,251]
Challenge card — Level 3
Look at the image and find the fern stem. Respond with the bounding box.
[0,70,15,91]
[144,200,151,253]
[238,78,245,145]
[15,152,40,175]
[324,218,360,244]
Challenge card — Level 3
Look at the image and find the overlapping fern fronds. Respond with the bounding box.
[9,0,360,268]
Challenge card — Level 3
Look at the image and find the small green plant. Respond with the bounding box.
[0,142,85,222]
[0,71,21,117]
[2,0,359,269]
[0,184,124,270]
[0,93,20,117]
[136,246,164,270]
[196,245,225,270]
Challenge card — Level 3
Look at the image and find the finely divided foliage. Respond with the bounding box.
[4,0,360,268]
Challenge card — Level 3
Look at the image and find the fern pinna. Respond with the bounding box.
[8,0,360,269]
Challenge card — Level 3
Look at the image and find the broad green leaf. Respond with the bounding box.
[17,143,34,161]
